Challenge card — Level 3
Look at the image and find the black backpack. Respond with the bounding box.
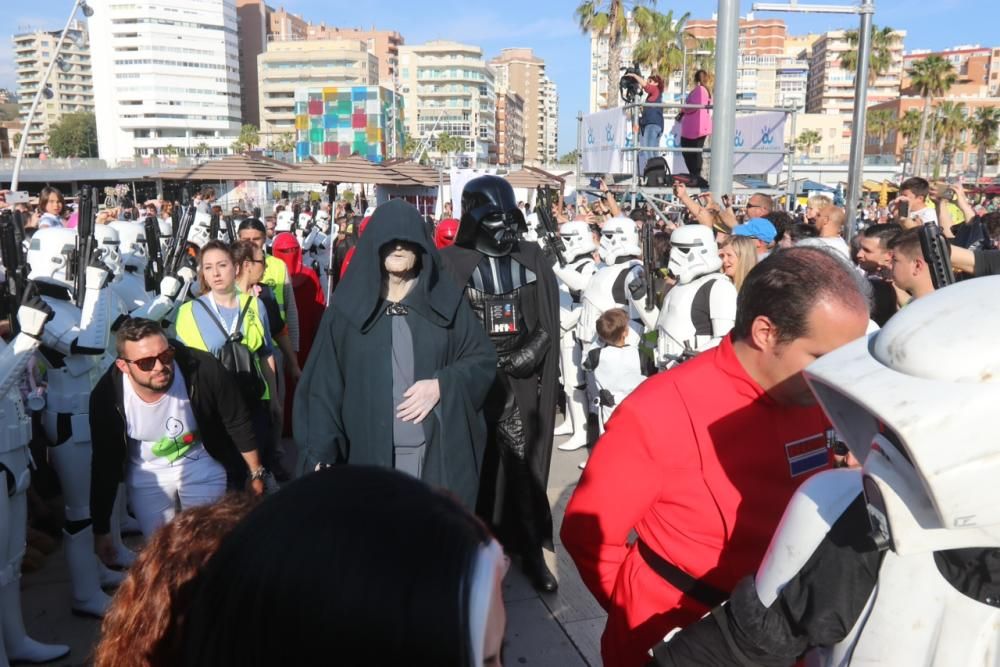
[643,157,671,187]
[194,297,266,405]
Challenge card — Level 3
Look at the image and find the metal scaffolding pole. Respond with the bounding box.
[844,0,874,241]
[709,0,740,199]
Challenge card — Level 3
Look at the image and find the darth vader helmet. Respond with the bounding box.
[455,175,526,257]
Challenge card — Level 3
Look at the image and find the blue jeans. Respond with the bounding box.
[638,124,663,176]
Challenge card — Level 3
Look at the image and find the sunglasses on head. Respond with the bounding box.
[121,347,175,372]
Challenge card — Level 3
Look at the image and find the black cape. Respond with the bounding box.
[293,200,497,510]
[440,241,561,549]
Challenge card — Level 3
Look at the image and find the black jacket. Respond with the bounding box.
[89,341,258,535]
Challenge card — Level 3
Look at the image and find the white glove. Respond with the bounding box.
[159,275,182,299]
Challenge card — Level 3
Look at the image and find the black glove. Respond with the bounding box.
[498,328,552,379]
[598,389,616,407]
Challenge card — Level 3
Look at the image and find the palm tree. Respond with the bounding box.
[435,132,465,167]
[866,109,893,156]
[934,101,967,178]
[970,107,1000,181]
[909,55,957,176]
[795,129,822,160]
[576,0,654,108]
[632,9,690,86]
[841,25,900,86]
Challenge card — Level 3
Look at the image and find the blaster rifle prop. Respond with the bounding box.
[534,187,566,267]
[164,204,195,277]
[208,213,221,244]
[642,222,656,311]
[0,210,26,330]
[71,186,97,305]
[292,203,301,235]
[224,214,237,244]
[918,222,955,289]
[143,215,164,288]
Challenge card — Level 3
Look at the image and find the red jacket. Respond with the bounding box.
[562,335,832,667]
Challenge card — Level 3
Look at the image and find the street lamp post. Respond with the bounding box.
[11,0,93,192]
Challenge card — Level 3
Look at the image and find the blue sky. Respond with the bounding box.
[4,0,997,155]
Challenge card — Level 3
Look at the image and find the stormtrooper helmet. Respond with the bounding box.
[297,211,312,229]
[187,211,213,250]
[275,210,294,233]
[598,217,640,264]
[109,221,148,273]
[559,220,597,261]
[667,224,722,284]
[92,225,121,275]
[27,227,78,287]
[314,210,331,234]
[804,276,1000,557]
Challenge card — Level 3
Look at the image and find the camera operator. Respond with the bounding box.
[623,69,665,177]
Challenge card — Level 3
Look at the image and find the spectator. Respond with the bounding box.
[730,217,777,259]
[93,494,258,667]
[624,70,665,177]
[180,466,507,666]
[804,194,831,225]
[764,210,794,239]
[888,228,935,304]
[37,186,65,229]
[294,200,496,510]
[856,222,902,326]
[719,235,757,291]
[894,176,937,225]
[812,205,851,259]
[194,187,215,215]
[89,319,265,551]
[587,308,645,434]
[561,247,871,667]
[775,222,818,249]
[679,70,713,188]
[743,192,774,223]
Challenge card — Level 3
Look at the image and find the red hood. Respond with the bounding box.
[272,232,303,275]
[434,218,459,249]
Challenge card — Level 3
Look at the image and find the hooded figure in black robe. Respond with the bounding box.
[293,199,496,510]
[440,176,561,592]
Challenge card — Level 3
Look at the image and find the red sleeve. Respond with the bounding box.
[561,379,683,610]
[643,82,658,97]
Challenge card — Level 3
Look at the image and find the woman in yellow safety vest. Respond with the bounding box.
[174,240,276,463]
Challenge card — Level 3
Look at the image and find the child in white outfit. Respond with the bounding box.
[584,308,646,434]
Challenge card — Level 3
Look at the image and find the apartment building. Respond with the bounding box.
[496,90,525,165]
[306,25,403,86]
[542,77,559,163]
[488,48,552,166]
[902,45,1000,97]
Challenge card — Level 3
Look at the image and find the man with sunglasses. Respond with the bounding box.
[89,318,265,563]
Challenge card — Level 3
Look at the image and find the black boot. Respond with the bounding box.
[522,549,558,593]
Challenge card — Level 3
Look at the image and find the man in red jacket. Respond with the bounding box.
[561,247,872,667]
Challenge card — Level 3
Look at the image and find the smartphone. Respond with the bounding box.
[897,200,910,219]
[589,178,602,189]
[722,194,731,208]
[6,191,29,204]
[944,188,956,202]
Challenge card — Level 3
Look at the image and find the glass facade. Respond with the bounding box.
[294,86,404,163]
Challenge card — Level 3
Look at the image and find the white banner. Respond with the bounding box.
[665,111,787,176]
[581,107,633,175]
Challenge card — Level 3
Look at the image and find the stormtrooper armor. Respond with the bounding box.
[186,211,214,250]
[27,227,131,618]
[275,210,294,234]
[654,225,735,369]
[551,221,598,450]
[105,221,186,322]
[651,276,1000,666]
[0,302,70,664]
[93,225,121,276]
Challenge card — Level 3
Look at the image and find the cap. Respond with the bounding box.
[732,217,777,244]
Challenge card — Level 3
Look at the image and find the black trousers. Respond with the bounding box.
[681,135,707,180]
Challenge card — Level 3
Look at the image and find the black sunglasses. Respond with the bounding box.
[122,347,175,372]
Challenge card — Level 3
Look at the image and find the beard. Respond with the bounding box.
[133,366,174,393]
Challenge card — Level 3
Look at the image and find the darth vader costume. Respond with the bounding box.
[440,175,561,592]
[293,200,496,510]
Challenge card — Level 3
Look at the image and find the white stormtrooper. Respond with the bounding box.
[551,221,599,451]
[301,211,331,278]
[0,296,70,664]
[274,210,295,235]
[577,217,658,349]
[27,227,131,618]
[106,221,186,323]
[93,225,121,276]
[650,276,1000,666]
[654,225,736,369]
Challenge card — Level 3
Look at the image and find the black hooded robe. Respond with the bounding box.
[440,241,561,551]
[293,200,497,510]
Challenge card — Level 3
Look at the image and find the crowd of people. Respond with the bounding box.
[0,164,997,667]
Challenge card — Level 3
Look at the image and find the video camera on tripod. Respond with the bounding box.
[620,63,643,103]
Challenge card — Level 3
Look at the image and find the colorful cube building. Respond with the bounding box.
[294,86,404,163]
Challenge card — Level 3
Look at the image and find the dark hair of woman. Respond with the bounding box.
[237,217,267,234]
[180,466,493,667]
[94,494,258,667]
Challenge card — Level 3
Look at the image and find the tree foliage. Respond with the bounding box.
[576,0,655,109]
[558,149,581,164]
[270,132,296,153]
[632,9,690,85]
[230,124,260,153]
[795,129,822,157]
[47,111,97,157]
[841,25,901,85]
[909,55,957,176]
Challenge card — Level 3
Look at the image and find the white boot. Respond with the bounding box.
[63,527,112,618]
[553,390,575,437]
[98,561,126,589]
[558,389,590,451]
[109,484,137,568]
[0,581,69,664]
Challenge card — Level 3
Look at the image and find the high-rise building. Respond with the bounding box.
[488,48,552,166]
[236,0,269,127]
[902,45,1000,97]
[89,0,242,160]
[258,38,377,141]
[542,77,559,163]
[805,28,906,156]
[305,25,403,86]
[269,6,308,41]
[13,20,93,157]
[587,15,643,112]
[496,89,525,165]
[397,41,496,167]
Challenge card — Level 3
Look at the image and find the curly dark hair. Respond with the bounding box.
[94,493,258,667]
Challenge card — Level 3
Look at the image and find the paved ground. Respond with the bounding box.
[20,432,603,666]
